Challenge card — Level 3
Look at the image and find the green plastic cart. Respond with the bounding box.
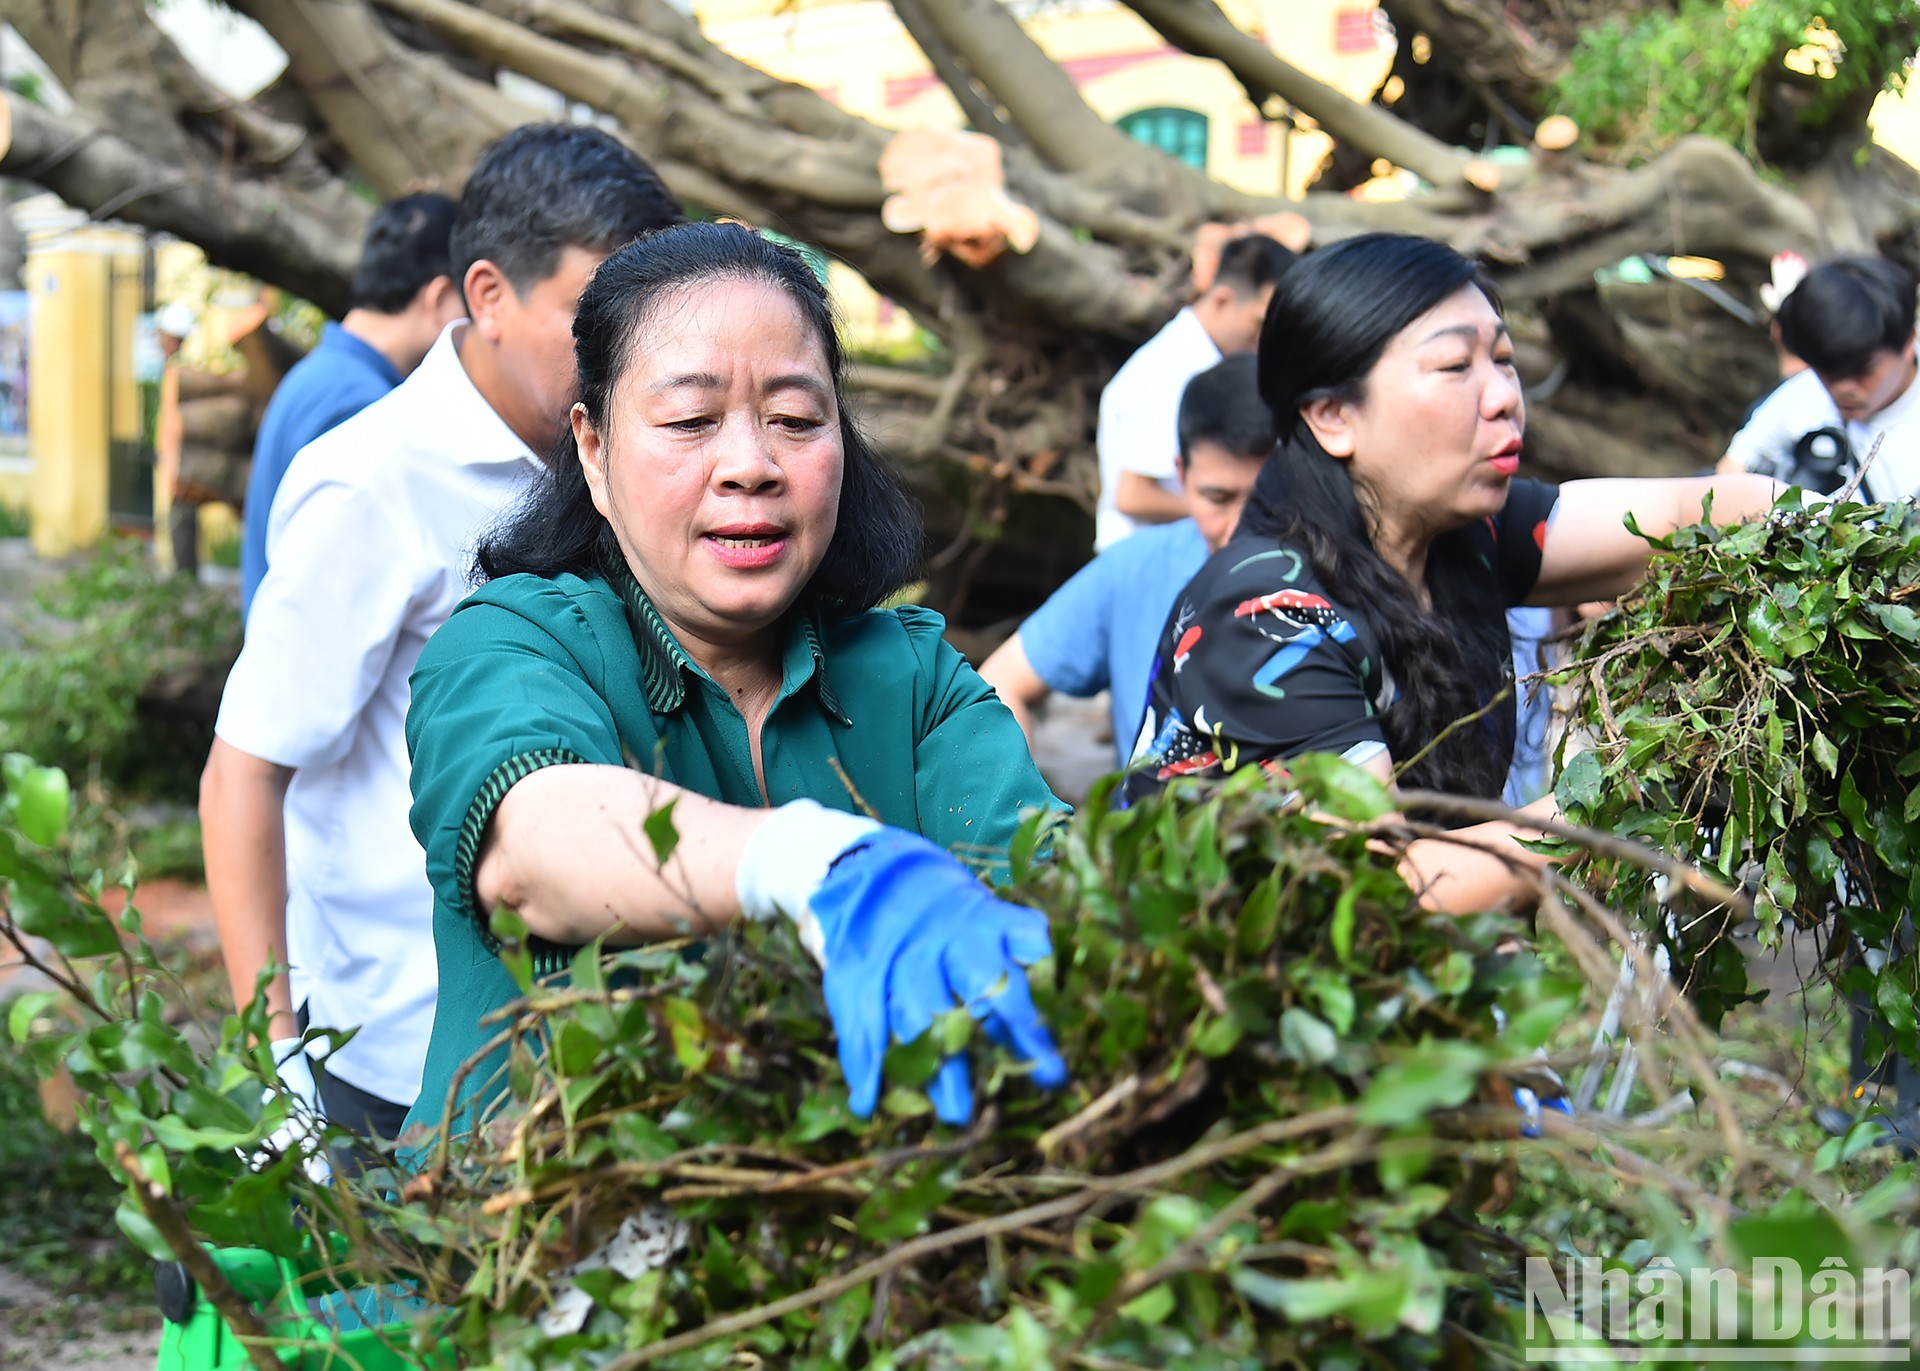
[154,1248,439,1371]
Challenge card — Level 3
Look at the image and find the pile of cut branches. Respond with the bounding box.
[9,657,1920,1365]
[1561,496,1920,1047]
[363,762,1562,1368]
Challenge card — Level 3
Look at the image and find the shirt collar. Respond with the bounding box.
[597,546,850,725]
[321,322,404,388]
[412,321,540,469]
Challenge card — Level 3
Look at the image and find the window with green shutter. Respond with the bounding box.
[1119,107,1209,171]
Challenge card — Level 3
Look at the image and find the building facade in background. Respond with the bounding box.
[694,0,1395,348]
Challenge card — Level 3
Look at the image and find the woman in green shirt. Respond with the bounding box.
[403,222,1067,1138]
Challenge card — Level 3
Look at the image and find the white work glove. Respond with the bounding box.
[251,1037,331,1184]
[734,798,883,968]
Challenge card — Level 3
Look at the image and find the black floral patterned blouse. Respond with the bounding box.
[1121,478,1561,802]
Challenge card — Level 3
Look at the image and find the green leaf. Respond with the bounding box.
[488,906,532,992]
[1873,967,1918,1043]
[1192,1014,1243,1058]
[882,1022,944,1089]
[1376,1130,1434,1191]
[1235,874,1279,956]
[114,1199,174,1262]
[644,798,680,867]
[1118,1281,1176,1326]
[1330,885,1359,965]
[1871,603,1920,642]
[1502,995,1580,1053]
[1232,1265,1410,1339]
[1728,1197,1854,1270]
[1278,1007,1337,1066]
[8,872,118,958]
[936,1002,975,1056]
[10,762,68,846]
[1554,750,1604,811]
[1815,1118,1885,1174]
[661,996,709,1073]
[1299,972,1355,1036]
[1358,1041,1486,1127]
[8,990,58,1044]
[1289,751,1392,822]
[612,1111,678,1160]
[552,1019,604,1078]
[787,1093,856,1144]
[571,938,607,996]
[854,1164,954,1242]
[880,1086,932,1119]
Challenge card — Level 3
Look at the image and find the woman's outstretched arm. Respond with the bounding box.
[474,765,767,945]
[1530,473,1785,606]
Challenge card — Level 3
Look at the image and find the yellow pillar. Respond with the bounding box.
[19,197,142,559]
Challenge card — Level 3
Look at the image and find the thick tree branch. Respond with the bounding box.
[487,0,770,116]
[1387,0,1566,111]
[225,0,531,193]
[374,0,1173,338]
[517,0,863,144]
[0,93,361,312]
[905,0,1157,178]
[888,0,1021,147]
[375,0,889,206]
[1123,0,1475,191]
[1469,137,1821,298]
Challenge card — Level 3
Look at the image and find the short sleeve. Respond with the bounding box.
[1096,374,1180,484]
[406,586,626,939]
[1018,555,1117,698]
[1489,477,1561,608]
[1725,382,1803,473]
[218,476,426,768]
[894,606,1066,877]
[1127,546,1385,792]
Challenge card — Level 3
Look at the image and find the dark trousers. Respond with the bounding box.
[317,1069,411,1142]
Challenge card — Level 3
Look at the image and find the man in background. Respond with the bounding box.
[201,126,681,1148]
[1720,255,1919,499]
[240,192,463,617]
[984,354,1272,765]
[1092,235,1294,551]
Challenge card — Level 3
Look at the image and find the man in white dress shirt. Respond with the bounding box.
[1092,234,1294,551]
[200,124,682,1142]
[1721,256,1919,500]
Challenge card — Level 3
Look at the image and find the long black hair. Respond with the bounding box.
[477,221,923,618]
[1241,232,1514,798]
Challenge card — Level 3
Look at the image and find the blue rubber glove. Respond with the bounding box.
[736,801,1068,1124]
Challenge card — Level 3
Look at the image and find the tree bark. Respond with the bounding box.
[1122,0,1475,192]
[224,0,533,194]
[0,94,362,313]
[905,0,1158,180]
[3,0,1918,614]
[888,0,1023,148]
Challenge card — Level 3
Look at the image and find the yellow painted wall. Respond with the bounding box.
[0,466,29,519]
[19,206,143,560]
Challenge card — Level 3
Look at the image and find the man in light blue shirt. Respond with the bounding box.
[984,355,1272,764]
[240,193,464,617]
